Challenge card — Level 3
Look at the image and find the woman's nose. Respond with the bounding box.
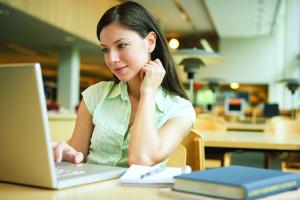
[106,50,120,64]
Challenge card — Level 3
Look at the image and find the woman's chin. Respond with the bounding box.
[115,76,129,83]
[114,72,139,83]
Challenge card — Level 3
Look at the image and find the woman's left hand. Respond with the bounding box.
[140,59,165,95]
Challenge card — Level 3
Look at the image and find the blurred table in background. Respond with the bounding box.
[224,116,266,132]
[202,131,300,151]
[48,113,76,141]
[226,122,265,132]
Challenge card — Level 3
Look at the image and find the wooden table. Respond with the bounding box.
[0,180,172,200]
[202,131,300,151]
[1,179,300,200]
[226,122,265,132]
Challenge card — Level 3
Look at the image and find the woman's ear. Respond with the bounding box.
[146,31,156,53]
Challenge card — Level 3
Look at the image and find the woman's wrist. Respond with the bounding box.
[140,88,156,99]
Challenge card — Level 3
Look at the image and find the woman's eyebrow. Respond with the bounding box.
[100,38,129,46]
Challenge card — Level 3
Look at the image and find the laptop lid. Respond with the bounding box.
[0,63,57,188]
[0,63,126,189]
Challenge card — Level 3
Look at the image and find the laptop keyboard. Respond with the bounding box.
[56,167,86,178]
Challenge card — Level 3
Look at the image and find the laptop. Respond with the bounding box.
[0,63,126,189]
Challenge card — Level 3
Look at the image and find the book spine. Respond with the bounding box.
[246,180,299,199]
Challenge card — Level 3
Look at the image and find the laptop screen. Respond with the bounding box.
[0,63,56,188]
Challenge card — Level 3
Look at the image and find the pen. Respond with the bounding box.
[140,166,165,179]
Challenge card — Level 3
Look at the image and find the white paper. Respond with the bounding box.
[119,164,184,186]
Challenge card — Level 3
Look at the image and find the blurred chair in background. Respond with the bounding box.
[167,144,186,168]
[212,104,225,117]
[194,114,231,168]
[194,105,205,115]
[263,116,289,133]
[263,103,279,118]
[195,113,227,131]
[278,78,300,119]
[168,129,205,171]
[264,116,300,171]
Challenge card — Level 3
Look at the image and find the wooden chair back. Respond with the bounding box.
[167,144,186,168]
[264,116,300,170]
[264,116,300,134]
[194,113,227,132]
[167,129,205,171]
[194,114,231,168]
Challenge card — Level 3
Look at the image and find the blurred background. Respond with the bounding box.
[0,0,299,117]
[1,0,300,170]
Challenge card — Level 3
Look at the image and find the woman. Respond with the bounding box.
[53,1,195,167]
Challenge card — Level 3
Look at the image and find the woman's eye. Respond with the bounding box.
[118,43,128,49]
[101,48,109,53]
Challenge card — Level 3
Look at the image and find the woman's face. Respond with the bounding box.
[99,23,152,82]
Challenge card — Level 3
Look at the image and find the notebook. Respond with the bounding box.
[0,63,127,189]
[119,164,191,187]
[172,165,300,200]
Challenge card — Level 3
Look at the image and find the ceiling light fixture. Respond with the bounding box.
[172,48,224,65]
[230,82,240,90]
[173,48,224,101]
[169,38,180,50]
[200,39,214,52]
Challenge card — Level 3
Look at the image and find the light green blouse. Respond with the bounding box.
[82,81,195,167]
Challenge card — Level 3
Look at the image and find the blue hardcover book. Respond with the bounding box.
[173,165,300,200]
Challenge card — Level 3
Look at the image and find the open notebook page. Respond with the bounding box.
[119,164,188,186]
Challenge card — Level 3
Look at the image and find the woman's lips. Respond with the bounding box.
[114,66,127,74]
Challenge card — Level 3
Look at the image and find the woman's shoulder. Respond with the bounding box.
[81,81,117,114]
[85,81,116,92]
[164,91,192,106]
[160,90,193,113]
[163,92,196,123]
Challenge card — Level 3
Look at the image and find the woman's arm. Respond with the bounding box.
[69,100,94,160]
[53,100,94,163]
[128,59,193,166]
[129,93,192,166]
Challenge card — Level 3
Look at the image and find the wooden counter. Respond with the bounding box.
[1,179,300,200]
[48,113,76,141]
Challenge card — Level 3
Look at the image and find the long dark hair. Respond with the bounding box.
[96,1,188,100]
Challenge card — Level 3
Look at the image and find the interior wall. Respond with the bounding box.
[0,0,119,45]
[195,36,278,84]
[282,0,300,109]
[269,0,300,109]
[196,0,300,109]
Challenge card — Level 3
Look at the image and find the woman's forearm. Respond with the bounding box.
[128,91,161,165]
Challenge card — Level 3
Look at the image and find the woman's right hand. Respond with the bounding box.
[139,59,165,95]
[52,141,84,164]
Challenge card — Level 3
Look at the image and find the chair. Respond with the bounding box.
[263,116,290,133]
[264,116,300,171]
[194,113,227,132]
[194,113,231,168]
[167,144,186,168]
[167,129,205,171]
[263,103,279,118]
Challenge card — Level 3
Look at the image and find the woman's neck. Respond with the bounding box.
[127,74,142,100]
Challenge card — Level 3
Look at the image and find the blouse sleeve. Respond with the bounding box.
[81,81,113,115]
[169,97,196,126]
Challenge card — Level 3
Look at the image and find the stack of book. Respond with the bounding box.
[159,165,300,200]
